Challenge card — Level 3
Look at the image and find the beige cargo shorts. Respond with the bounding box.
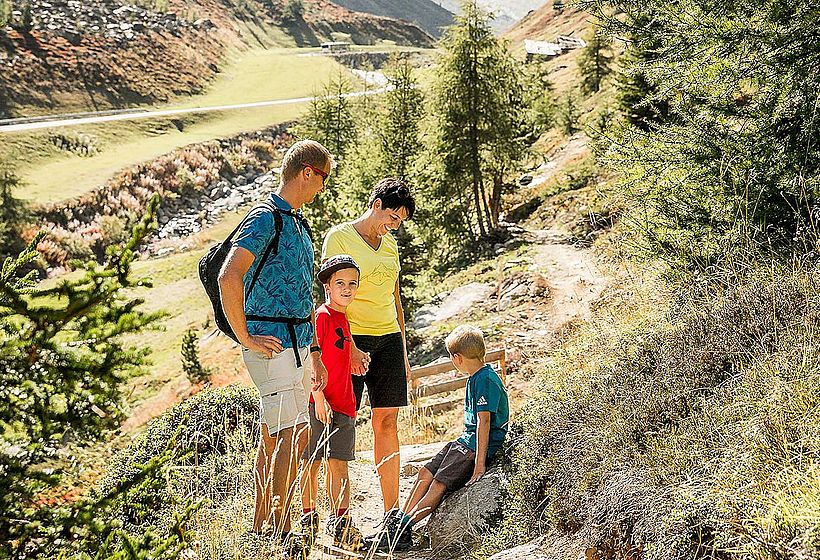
[242,346,312,433]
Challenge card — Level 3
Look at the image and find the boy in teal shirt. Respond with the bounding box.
[365,325,509,552]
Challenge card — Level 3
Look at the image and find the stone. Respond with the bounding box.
[411,282,494,329]
[518,174,533,186]
[424,468,505,550]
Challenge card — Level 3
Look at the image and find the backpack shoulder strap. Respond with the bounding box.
[247,202,284,295]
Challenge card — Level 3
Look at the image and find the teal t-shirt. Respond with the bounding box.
[457,364,509,459]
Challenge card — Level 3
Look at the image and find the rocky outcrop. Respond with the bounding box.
[6,0,207,44]
[424,466,506,550]
[0,0,222,117]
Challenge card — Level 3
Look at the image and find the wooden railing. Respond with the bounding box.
[409,348,506,414]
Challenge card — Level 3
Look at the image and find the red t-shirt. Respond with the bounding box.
[311,304,356,418]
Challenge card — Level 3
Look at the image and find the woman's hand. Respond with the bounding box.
[351,344,370,376]
[404,355,412,382]
[314,392,332,425]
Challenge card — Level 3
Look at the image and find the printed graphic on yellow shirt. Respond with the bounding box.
[363,263,396,287]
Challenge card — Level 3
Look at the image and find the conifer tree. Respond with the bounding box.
[432,0,530,241]
[379,55,424,179]
[578,29,613,94]
[0,168,30,262]
[0,195,191,558]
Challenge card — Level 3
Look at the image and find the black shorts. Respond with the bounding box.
[352,332,408,409]
[424,441,476,492]
[303,402,356,462]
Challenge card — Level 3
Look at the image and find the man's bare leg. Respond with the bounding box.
[254,423,294,533]
[300,460,322,513]
[371,407,400,511]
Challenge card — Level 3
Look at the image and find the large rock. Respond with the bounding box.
[411,282,494,328]
[423,467,505,550]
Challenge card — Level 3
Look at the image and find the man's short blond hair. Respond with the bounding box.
[280,139,334,185]
[445,325,486,360]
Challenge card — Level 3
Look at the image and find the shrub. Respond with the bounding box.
[99,385,260,528]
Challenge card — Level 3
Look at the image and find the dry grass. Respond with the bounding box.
[484,261,820,559]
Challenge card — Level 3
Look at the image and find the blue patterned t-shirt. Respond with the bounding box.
[457,364,509,459]
[233,193,314,348]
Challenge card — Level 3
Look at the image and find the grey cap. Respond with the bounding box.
[317,254,360,284]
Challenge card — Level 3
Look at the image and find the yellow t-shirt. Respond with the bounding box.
[322,222,401,336]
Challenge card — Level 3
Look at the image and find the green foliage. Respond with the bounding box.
[379,55,425,179]
[0,0,10,27]
[610,8,671,130]
[302,71,357,162]
[486,267,820,559]
[181,328,210,385]
[524,62,556,134]
[586,0,820,273]
[558,89,580,136]
[577,29,613,94]
[429,0,532,242]
[0,197,200,559]
[0,168,30,262]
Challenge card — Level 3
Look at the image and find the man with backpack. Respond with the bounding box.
[217,139,333,557]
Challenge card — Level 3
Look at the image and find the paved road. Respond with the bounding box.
[0,88,387,134]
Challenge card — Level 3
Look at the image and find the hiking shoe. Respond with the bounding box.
[279,531,312,560]
[300,511,320,546]
[363,509,413,552]
[326,514,364,551]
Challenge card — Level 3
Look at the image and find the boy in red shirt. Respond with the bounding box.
[300,254,364,551]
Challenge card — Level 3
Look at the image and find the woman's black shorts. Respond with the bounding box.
[352,332,408,409]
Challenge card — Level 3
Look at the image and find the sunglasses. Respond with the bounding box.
[301,162,330,187]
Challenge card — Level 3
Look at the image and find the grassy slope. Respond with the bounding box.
[4,48,355,204]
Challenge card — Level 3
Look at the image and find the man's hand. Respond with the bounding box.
[310,352,328,392]
[466,464,486,486]
[314,393,332,425]
[242,335,283,357]
[351,345,370,376]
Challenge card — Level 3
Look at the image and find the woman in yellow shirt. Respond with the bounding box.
[321,178,415,516]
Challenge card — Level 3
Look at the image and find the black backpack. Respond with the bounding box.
[199,201,310,344]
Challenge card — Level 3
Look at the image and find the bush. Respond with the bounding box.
[99,385,260,528]
[487,267,820,559]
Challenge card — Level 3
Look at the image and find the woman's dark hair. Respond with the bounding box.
[368,177,415,220]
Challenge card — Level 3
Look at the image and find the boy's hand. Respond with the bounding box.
[314,393,333,424]
[466,464,486,486]
[351,346,370,376]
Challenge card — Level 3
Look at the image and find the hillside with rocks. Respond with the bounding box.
[332,0,454,38]
[0,0,433,118]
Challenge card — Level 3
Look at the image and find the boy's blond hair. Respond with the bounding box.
[445,325,486,360]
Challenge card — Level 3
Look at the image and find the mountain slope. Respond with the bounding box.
[0,0,433,118]
[332,0,454,38]
[436,0,548,32]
